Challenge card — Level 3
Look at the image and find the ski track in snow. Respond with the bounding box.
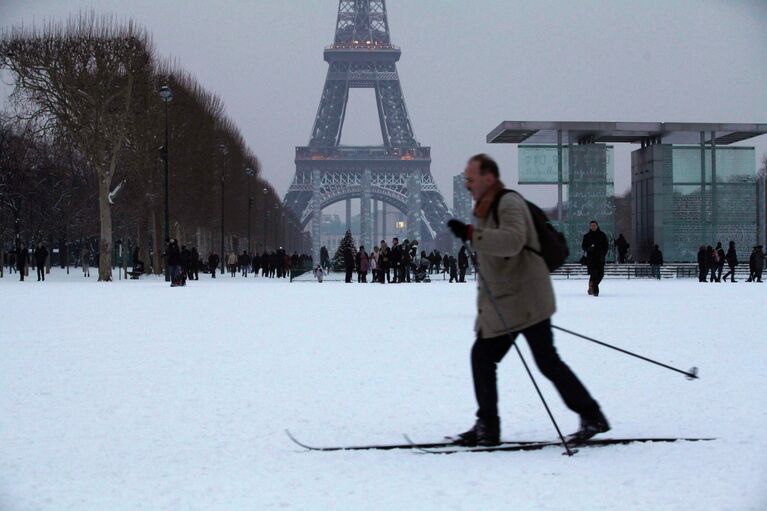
[0,270,765,510]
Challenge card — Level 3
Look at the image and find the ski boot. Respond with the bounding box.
[567,410,610,445]
[451,419,500,446]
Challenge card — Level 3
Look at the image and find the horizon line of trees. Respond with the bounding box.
[0,12,306,281]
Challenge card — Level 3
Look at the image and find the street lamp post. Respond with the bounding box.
[262,188,268,252]
[245,167,255,254]
[159,84,173,282]
[218,144,229,274]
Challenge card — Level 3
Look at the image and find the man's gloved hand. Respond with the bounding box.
[447,219,474,242]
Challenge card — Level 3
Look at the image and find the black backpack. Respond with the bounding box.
[490,189,569,272]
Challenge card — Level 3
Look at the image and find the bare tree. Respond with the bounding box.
[0,13,154,280]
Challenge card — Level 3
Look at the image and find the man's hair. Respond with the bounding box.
[469,153,499,178]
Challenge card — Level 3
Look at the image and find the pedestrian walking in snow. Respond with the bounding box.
[357,246,369,283]
[649,244,663,279]
[17,243,28,281]
[582,221,608,296]
[34,242,48,281]
[369,246,379,282]
[227,252,237,277]
[714,242,725,282]
[708,245,718,282]
[446,153,608,447]
[80,246,91,277]
[378,240,390,283]
[458,246,469,282]
[697,246,708,282]
[208,252,220,278]
[614,234,629,264]
[721,241,738,282]
[190,247,200,280]
[747,246,764,282]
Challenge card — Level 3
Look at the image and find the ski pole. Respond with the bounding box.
[551,325,698,380]
[463,241,576,456]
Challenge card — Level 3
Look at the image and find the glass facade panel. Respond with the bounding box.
[518,145,614,184]
[665,146,757,260]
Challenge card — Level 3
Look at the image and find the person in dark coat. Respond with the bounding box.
[442,253,449,280]
[648,244,663,280]
[458,245,469,282]
[448,255,458,283]
[747,246,764,283]
[697,246,708,282]
[343,245,354,283]
[208,252,219,278]
[180,245,191,281]
[721,241,738,282]
[581,221,609,296]
[713,242,725,282]
[708,245,719,282]
[239,251,251,277]
[16,243,27,281]
[389,238,402,283]
[167,239,183,286]
[614,234,629,264]
[378,240,390,283]
[189,247,199,280]
[34,242,49,281]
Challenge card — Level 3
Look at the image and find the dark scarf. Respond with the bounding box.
[472,180,506,220]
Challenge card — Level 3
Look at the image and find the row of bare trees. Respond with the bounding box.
[0,13,304,281]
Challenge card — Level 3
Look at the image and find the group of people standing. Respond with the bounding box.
[3,242,51,281]
[328,238,473,284]
[697,242,764,283]
[163,240,312,286]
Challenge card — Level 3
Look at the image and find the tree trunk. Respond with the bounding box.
[98,178,113,281]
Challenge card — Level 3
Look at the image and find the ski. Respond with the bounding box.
[285,429,541,452]
[402,435,716,454]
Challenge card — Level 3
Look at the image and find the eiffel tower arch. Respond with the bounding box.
[284,0,452,262]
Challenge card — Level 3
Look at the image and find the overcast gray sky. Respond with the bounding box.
[2,0,767,210]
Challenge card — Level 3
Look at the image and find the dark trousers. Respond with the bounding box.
[471,319,600,425]
[459,266,467,282]
[698,266,707,282]
[722,264,736,282]
[37,266,45,281]
[345,268,353,283]
[588,262,605,293]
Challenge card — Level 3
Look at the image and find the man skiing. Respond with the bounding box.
[446,153,609,447]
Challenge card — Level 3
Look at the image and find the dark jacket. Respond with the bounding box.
[697,248,708,269]
[168,242,182,266]
[208,253,219,269]
[458,247,469,269]
[725,247,737,267]
[582,229,609,266]
[649,248,663,266]
[34,246,48,265]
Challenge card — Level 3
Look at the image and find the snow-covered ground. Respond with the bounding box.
[1,269,765,510]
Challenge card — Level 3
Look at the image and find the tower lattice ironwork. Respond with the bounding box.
[284,0,452,261]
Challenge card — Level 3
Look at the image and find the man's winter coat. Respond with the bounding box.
[649,247,663,266]
[472,190,555,336]
[581,229,609,266]
[34,246,48,266]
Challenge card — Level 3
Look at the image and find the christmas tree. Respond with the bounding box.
[331,230,358,271]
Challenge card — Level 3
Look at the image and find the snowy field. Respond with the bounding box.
[1,269,765,511]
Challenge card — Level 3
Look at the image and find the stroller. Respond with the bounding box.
[414,259,431,283]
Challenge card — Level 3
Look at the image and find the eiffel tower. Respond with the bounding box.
[284,0,452,262]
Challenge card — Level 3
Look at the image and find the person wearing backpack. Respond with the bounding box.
[446,153,608,447]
